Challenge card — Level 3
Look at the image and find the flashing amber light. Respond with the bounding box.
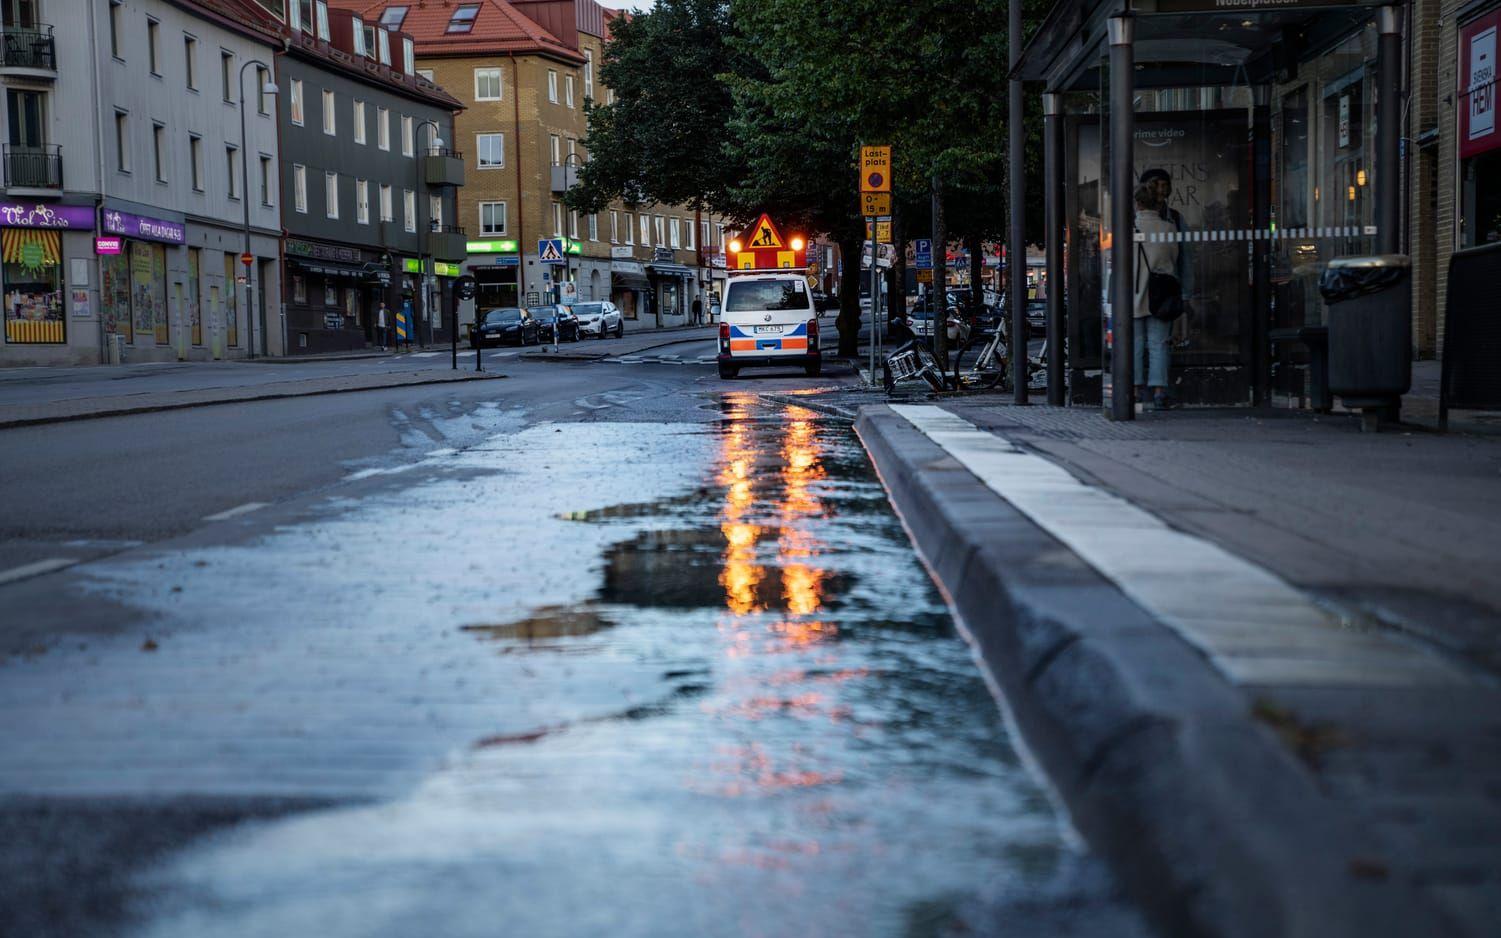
[1347,185,1357,202]
[1356,169,1368,187]
[790,236,805,250]
[729,239,743,253]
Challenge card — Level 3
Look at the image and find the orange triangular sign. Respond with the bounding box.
[746,215,783,249]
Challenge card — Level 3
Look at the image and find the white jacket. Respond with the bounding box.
[1133,209,1180,320]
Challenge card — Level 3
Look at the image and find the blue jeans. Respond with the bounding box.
[1133,315,1170,389]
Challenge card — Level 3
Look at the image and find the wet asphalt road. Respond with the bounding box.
[0,352,1152,937]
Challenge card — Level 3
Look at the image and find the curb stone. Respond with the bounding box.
[853,404,1458,938]
[0,372,507,430]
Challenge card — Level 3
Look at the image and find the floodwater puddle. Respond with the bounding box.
[11,393,1150,937]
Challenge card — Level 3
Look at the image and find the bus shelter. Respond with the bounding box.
[1015,0,1403,419]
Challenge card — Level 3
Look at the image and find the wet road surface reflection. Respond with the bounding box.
[108,395,1148,937]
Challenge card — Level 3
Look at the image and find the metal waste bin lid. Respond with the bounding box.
[1326,254,1411,270]
[1320,254,1410,303]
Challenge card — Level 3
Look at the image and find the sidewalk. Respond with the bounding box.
[520,323,718,362]
[855,398,1501,938]
[0,369,505,429]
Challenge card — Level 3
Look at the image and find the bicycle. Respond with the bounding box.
[950,323,1011,392]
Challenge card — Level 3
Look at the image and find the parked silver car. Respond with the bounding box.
[570,301,624,339]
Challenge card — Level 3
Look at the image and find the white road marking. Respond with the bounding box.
[202,502,269,522]
[0,557,78,586]
[890,405,1465,688]
[408,352,441,358]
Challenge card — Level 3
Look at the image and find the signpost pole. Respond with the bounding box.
[869,218,878,385]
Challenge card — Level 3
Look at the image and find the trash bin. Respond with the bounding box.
[108,333,125,365]
[1319,255,1411,430]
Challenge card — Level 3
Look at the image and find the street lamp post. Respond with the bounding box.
[416,118,444,347]
[238,58,277,359]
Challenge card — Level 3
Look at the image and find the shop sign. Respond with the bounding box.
[489,256,520,267]
[102,208,185,245]
[0,201,95,230]
[94,236,123,255]
[612,260,647,277]
[466,238,519,254]
[400,258,464,277]
[652,246,674,262]
[1461,9,1501,159]
[285,238,363,263]
[610,244,634,259]
[1338,94,1351,148]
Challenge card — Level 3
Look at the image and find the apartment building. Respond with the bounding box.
[0,0,282,365]
[241,0,465,355]
[363,0,726,329]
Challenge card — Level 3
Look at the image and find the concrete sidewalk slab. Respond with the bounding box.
[0,370,506,430]
[856,402,1496,938]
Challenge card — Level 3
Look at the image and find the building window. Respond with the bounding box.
[583,50,593,100]
[189,135,203,190]
[403,189,415,232]
[353,100,366,144]
[147,19,161,75]
[325,172,338,218]
[221,50,234,103]
[322,89,335,135]
[686,219,695,250]
[569,210,578,238]
[565,74,575,108]
[379,183,393,222]
[670,217,681,248]
[417,68,434,82]
[377,107,389,150]
[610,210,618,243]
[380,5,408,29]
[152,123,166,182]
[639,214,649,245]
[588,213,598,241]
[226,145,240,199]
[292,274,306,304]
[294,163,307,213]
[256,66,270,114]
[567,138,577,162]
[552,201,562,236]
[653,215,663,246]
[702,220,710,247]
[289,79,303,125]
[550,134,560,166]
[114,110,129,173]
[184,35,198,90]
[260,155,273,205]
[474,67,502,101]
[109,1,123,59]
[547,70,558,103]
[356,179,369,224]
[401,115,414,156]
[479,201,506,235]
[429,194,442,228]
[476,132,503,168]
[446,4,479,33]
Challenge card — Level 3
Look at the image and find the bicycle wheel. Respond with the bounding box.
[952,338,1008,391]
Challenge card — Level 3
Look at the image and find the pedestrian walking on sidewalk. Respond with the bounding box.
[691,296,703,325]
[1133,184,1180,410]
[376,302,389,350]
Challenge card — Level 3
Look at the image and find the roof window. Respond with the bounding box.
[379,6,408,30]
[446,4,479,33]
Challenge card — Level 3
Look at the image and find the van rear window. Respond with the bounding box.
[725,279,808,312]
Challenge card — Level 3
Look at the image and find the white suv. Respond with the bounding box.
[570,301,624,339]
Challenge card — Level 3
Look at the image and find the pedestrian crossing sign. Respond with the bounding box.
[538,239,565,264]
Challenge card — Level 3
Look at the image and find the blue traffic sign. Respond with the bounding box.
[538,239,566,264]
[914,239,933,270]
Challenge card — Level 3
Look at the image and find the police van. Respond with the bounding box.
[716,214,821,379]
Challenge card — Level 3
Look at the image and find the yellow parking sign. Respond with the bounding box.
[860,191,891,217]
[860,146,891,193]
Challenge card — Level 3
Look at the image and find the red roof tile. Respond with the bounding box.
[359,0,583,63]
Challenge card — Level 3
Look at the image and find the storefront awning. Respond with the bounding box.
[646,262,695,279]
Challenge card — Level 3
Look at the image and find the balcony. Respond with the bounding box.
[428,225,468,262]
[0,26,56,77]
[4,144,62,193]
[423,147,464,188]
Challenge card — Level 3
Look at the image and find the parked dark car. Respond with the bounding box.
[1026,298,1048,335]
[528,304,580,342]
[471,307,540,347]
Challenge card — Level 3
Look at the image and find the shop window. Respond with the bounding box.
[188,247,202,346]
[102,250,132,343]
[128,240,168,344]
[2,229,63,344]
[223,253,238,346]
[293,274,307,304]
[325,282,337,306]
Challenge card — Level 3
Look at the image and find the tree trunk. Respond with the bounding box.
[836,230,863,357]
[966,233,983,312]
[932,177,947,367]
[891,203,907,324]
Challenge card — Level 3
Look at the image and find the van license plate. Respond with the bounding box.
[754,325,781,334]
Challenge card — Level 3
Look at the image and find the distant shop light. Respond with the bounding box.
[1356,168,1368,187]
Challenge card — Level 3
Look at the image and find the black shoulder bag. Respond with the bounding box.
[1138,242,1183,322]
